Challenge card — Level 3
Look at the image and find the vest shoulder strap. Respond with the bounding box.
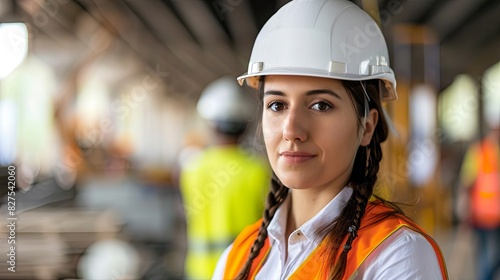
[224,219,269,279]
[289,202,448,280]
[344,202,448,279]
[224,202,448,280]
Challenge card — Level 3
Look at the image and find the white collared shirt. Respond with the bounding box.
[212,187,443,279]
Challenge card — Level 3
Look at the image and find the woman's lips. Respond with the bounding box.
[279,151,316,164]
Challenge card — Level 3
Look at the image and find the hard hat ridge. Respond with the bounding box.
[237,0,398,101]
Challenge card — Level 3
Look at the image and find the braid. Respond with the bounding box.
[236,173,288,279]
[316,80,389,280]
[326,145,382,280]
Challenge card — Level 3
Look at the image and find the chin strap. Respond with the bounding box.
[360,81,400,139]
[382,105,400,139]
[360,81,371,119]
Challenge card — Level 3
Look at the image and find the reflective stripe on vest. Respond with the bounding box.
[224,202,448,279]
[188,238,236,254]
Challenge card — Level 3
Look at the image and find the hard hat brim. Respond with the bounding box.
[237,68,398,101]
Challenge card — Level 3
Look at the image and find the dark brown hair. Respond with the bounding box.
[236,78,404,280]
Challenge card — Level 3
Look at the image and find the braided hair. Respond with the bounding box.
[236,173,288,279]
[236,78,401,279]
[320,80,392,280]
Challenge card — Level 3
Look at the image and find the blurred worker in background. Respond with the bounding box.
[180,76,270,279]
[458,118,500,280]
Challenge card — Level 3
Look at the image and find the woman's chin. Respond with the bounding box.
[278,177,316,190]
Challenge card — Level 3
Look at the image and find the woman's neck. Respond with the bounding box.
[286,187,343,235]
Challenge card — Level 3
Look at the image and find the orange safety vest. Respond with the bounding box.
[470,138,500,229]
[224,202,448,279]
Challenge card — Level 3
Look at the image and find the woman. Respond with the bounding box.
[212,0,448,279]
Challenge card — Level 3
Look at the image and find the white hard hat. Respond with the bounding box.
[77,239,140,280]
[197,76,257,123]
[237,0,397,101]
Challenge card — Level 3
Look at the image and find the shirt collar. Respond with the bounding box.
[267,187,353,245]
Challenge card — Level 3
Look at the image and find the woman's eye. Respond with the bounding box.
[268,101,286,112]
[311,101,332,111]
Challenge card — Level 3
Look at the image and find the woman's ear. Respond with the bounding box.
[360,108,379,146]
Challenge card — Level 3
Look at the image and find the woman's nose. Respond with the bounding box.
[283,109,307,142]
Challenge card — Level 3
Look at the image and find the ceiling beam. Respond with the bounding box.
[88,0,202,98]
[382,0,436,25]
[440,0,497,43]
[225,0,259,65]
[171,0,242,76]
[122,0,217,85]
[426,0,487,41]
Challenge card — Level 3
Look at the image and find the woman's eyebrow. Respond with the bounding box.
[263,90,286,96]
[263,89,342,100]
[306,89,342,100]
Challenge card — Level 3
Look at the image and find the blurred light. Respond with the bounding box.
[409,84,438,186]
[410,85,437,139]
[439,75,479,142]
[74,77,112,154]
[0,23,28,79]
[0,100,17,164]
[76,78,110,127]
[0,55,58,175]
[483,61,500,129]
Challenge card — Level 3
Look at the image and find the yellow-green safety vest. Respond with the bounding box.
[180,146,269,279]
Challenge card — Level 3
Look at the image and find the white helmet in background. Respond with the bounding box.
[77,239,140,280]
[237,0,397,101]
[197,76,257,135]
